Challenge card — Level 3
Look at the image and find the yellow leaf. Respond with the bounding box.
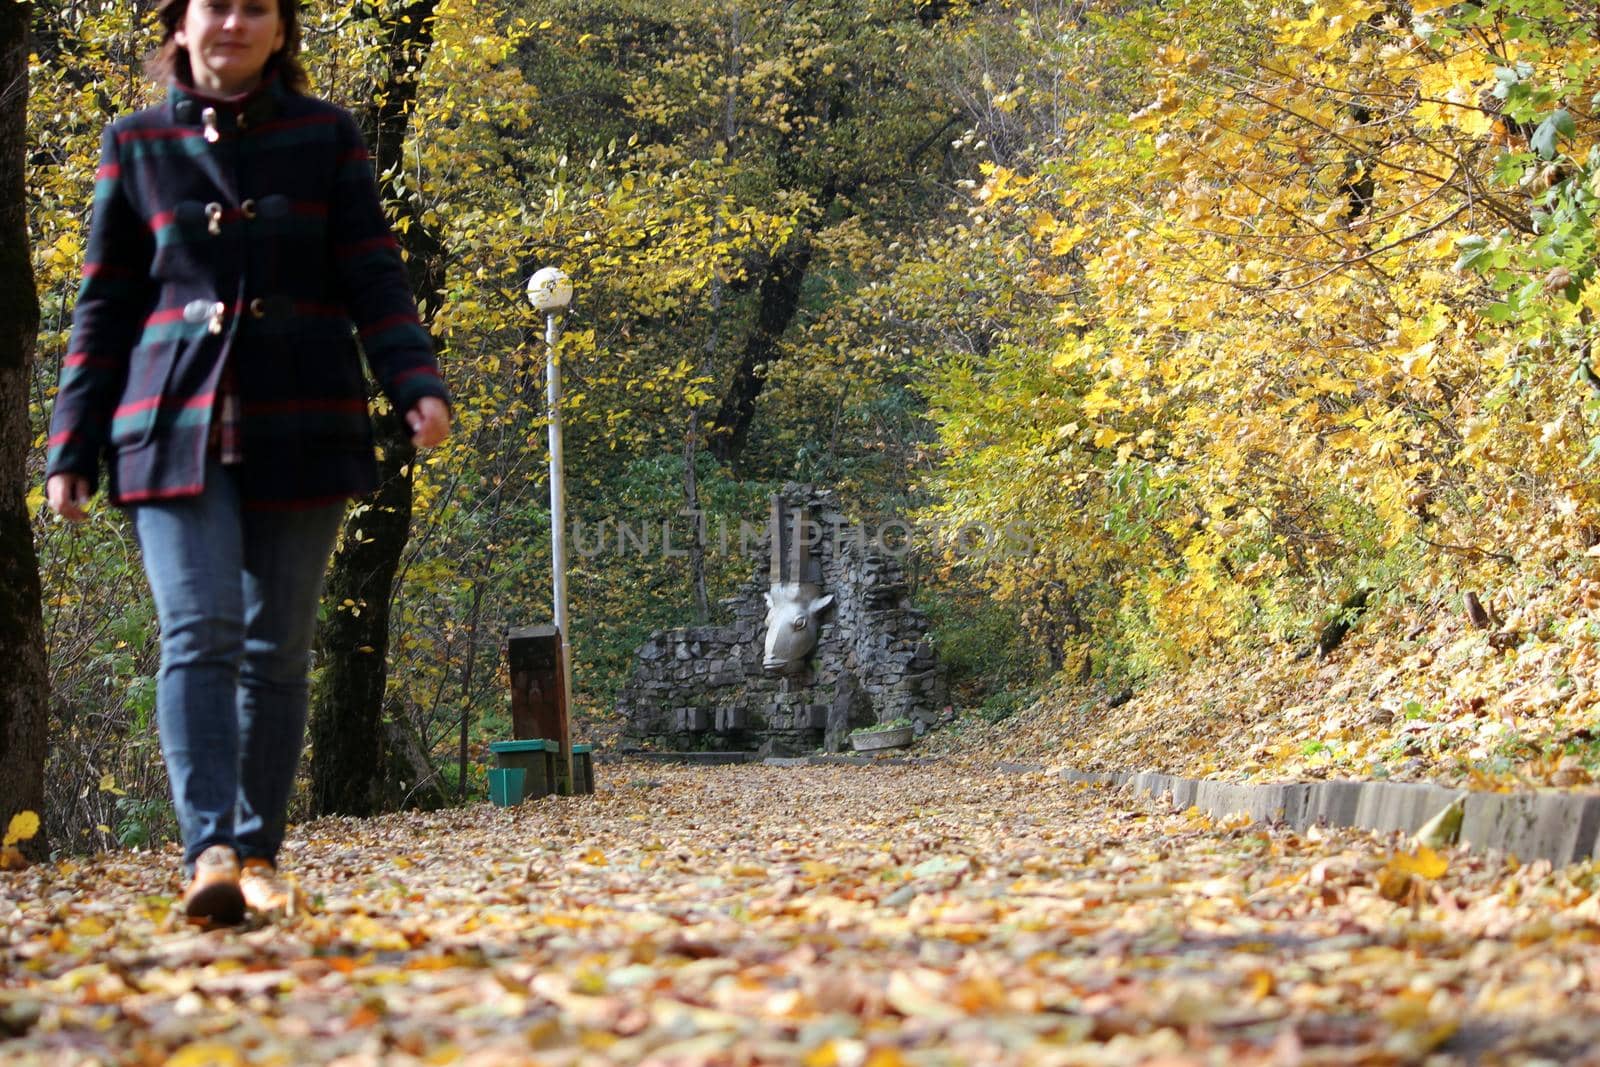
[99,774,126,797]
[1050,223,1089,257]
[805,1041,841,1067]
[4,810,40,847]
[163,1041,243,1067]
[1247,969,1275,1001]
[1391,845,1449,880]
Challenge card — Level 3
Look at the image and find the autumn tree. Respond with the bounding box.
[306,0,447,816]
[878,0,1600,688]
[1,0,48,859]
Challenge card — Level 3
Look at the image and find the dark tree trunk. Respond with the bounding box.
[683,422,709,621]
[307,0,443,816]
[0,0,50,860]
[705,242,815,465]
[309,412,416,816]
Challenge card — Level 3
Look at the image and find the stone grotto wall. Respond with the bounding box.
[617,486,948,754]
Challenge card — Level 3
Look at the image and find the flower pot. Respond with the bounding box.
[850,725,913,752]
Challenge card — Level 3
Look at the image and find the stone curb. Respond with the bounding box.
[597,750,760,765]
[772,754,942,768]
[598,750,942,768]
[998,763,1600,866]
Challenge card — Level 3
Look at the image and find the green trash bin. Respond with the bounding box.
[489,739,556,799]
[572,743,594,795]
[488,767,525,807]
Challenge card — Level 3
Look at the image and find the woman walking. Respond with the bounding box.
[45,0,451,924]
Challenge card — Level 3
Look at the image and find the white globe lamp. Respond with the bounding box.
[527,266,573,313]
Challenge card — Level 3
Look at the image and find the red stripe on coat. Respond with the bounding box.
[335,235,397,259]
[252,114,340,135]
[82,262,134,280]
[391,366,440,387]
[359,313,418,338]
[116,128,202,143]
[145,307,189,326]
[114,393,215,420]
[65,352,119,370]
[118,483,205,503]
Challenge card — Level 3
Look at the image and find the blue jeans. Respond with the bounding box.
[133,460,344,871]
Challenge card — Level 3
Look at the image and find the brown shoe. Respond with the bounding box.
[183,844,244,925]
[240,857,302,915]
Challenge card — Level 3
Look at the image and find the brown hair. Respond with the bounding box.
[147,0,308,94]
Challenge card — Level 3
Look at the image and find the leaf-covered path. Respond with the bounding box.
[7,761,1600,1066]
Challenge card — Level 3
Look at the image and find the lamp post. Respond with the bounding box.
[527,266,575,790]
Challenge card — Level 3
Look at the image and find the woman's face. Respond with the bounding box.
[174,0,284,96]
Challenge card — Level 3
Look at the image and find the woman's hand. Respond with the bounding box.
[406,396,451,448]
[47,474,91,523]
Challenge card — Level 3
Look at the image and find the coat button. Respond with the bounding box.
[241,199,257,219]
[250,298,266,319]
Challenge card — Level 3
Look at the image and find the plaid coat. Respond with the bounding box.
[46,71,450,509]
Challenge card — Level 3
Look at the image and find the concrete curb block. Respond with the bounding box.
[795,754,943,768]
[600,750,760,765]
[605,750,945,768]
[1460,792,1600,866]
[1016,765,1600,866]
[997,762,1048,775]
